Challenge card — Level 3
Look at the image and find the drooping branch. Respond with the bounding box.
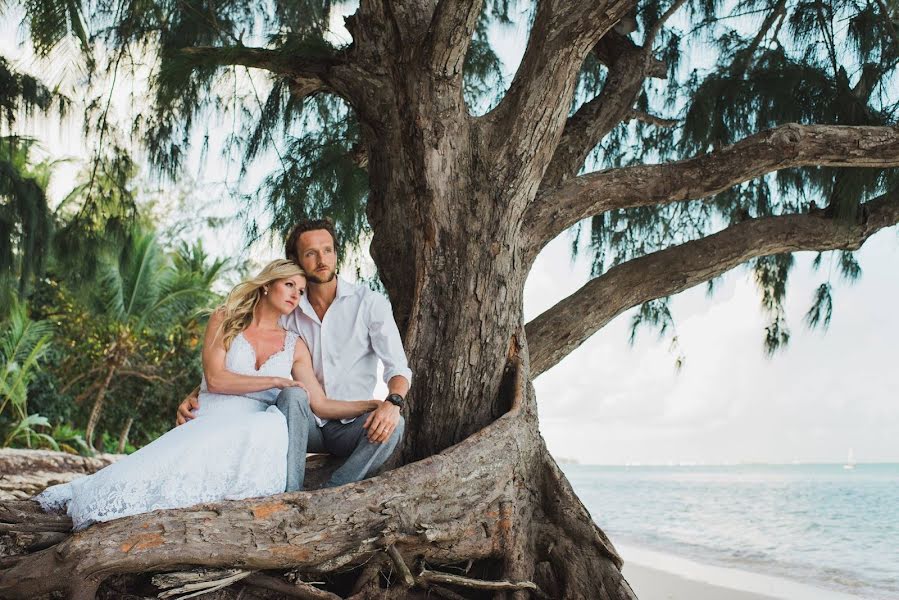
[732,0,788,75]
[425,0,485,78]
[526,192,899,376]
[525,124,899,260]
[484,1,637,191]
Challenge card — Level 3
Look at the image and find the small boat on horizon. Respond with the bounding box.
[843,448,856,470]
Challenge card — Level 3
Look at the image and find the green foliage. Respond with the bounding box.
[246,96,369,268]
[568,0,899,352]
[0,298,53,419]
[753,253,794,354]
[25,228,225,451]
[0,137,60,298]
[3,413,59,450]
[0,57,68,128]
[0,297,61,451]
[5,0,898,362]
[805,282,834,330]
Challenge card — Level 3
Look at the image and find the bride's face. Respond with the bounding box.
[264,275,306,315]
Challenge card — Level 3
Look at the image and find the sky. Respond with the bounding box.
[3,6,898,465]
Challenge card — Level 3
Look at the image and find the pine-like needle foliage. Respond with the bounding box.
[569,0,899,352]
[5,0,898,354]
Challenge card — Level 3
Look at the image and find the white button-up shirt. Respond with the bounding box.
[280,277,412,425]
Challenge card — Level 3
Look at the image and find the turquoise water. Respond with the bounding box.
[562,463,899,599]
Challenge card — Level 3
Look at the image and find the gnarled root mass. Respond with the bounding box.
[0,368,636,600]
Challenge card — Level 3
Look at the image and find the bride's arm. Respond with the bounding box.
[291,339,380,419]
[202,310,300,395]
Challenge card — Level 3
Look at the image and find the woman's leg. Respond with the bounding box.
[275,387,325,491]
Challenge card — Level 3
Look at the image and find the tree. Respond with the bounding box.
[2,1,899,598]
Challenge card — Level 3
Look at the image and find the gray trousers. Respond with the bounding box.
[275,387,405,491]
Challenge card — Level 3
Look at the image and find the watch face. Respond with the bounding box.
[387,394,404,406]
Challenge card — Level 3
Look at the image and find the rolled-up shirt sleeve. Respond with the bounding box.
[368,294,413,385]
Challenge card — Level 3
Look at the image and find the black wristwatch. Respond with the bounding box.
[385,393,405,408]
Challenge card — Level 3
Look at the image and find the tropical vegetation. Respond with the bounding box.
[0,138,230,454]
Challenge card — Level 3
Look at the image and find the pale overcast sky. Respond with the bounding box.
[3,7,897,465]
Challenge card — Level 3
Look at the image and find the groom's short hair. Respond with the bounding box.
[285,218,340,263]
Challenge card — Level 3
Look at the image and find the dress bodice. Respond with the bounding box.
[197,331,299,416]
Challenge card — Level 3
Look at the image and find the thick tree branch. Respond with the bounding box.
[484,1,636,191]
[526,192,899,376]
[425,0,484,77]
[539,34,659,189]
[525,124,899,259]
[539,1,687,190]
[178,44,351,101]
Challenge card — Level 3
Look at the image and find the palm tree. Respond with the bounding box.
[0,298,55,447]
[112,240,228,452]
[81,228,222,449]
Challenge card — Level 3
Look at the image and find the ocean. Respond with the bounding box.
[562,463,899,600]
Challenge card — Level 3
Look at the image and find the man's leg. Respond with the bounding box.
[321,414,405,487]
[275,387,324,491]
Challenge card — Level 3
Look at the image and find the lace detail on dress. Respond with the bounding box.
[35,329,297,530]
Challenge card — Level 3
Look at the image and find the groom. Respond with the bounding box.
[176,219,410,491]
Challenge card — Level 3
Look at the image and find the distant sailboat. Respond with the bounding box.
[843,448,856,470]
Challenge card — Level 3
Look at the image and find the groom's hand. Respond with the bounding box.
[363,401,400,444]
[175,391,200,426]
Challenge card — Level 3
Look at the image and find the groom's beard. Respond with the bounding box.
[306,268,336,284]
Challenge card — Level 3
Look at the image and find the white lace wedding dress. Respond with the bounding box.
[35,331,297,530]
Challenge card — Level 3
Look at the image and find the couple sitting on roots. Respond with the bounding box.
[36,219,412,531]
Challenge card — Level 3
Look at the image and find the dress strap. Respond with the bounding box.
[284,330,300,357]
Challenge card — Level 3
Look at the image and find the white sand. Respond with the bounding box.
[617,543,865,600]
[624,563,780,600]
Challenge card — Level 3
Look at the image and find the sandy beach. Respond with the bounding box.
[624,563,778,600]
[616,544,865,600]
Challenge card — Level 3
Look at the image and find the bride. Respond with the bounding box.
[36,259,382,530]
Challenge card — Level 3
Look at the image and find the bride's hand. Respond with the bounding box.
[273,377,305,389]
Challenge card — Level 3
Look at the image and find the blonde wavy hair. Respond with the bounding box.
[215,259,306,350]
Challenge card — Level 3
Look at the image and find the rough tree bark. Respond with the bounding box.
[3,1,899,598]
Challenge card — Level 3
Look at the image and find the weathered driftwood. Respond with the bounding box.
[0,362,634,599]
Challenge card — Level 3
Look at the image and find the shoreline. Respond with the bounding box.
[617,543,866,600]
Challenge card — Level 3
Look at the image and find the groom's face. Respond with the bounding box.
[296,229,337,284]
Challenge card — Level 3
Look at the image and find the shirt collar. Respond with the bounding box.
[298,276,355,322]
[335,276,355,298]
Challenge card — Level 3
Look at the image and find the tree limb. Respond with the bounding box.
[178,45,339,99]
[539,33,658,189]
[538,0,687,191]
[425,0,485,77]
[525,124,899,259]
[484,1,637,190]
[526,192,899,376]
[629,109,678,127]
